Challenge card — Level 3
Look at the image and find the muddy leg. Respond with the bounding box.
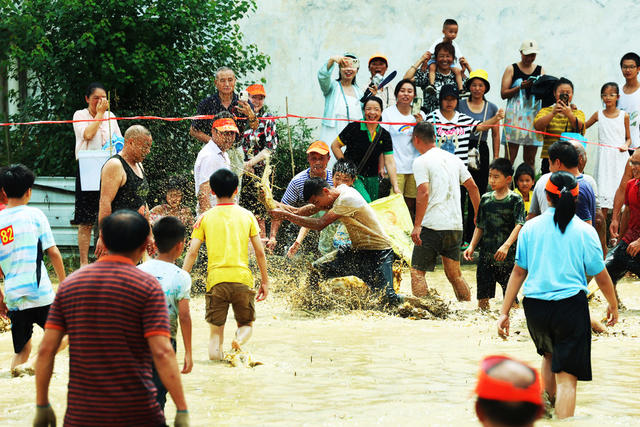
[11,339,31,370]
[209,324,224,360]
[555,371,577,419]
[410,268,429,297]
[442,256,471,301]
[233,323,253,351]
[508,142,519,164]
[541,353,556,400]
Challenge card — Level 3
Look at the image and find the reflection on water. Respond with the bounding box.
[0,266,639,426]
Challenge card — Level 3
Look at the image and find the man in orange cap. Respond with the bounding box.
[474,355,544,426]
[266,140,333,253]
[368,53,395,109]
[194,112,238,215]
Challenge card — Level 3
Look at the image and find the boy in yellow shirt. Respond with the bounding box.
[183,169,269,360]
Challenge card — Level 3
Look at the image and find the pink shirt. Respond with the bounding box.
[72,108,122,159]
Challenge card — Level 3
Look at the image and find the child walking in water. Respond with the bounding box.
[183,169,269,360]
[585,82,631,218]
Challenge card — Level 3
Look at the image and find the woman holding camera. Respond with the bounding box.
[318,53,364,167]
[534,78,585,174]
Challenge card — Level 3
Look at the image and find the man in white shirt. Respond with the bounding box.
[619,52,640,151]
[410,121,479,301]
[194,112,237,215]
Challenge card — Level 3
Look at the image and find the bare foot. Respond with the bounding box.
[231,340,241,352]
[11,364,35,377]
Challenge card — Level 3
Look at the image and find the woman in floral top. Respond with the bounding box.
[239,84,279,238]
[410,42,466,115]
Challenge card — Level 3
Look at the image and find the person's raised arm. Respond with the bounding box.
[147,335,188,413]
[404,50,431,80]
[318,56,343,96]
[177,299,192,374]
[189,126,211,144]
[182,238,203,273]
[250,234,270,301]
[46,246,66,282]
[82,98,109,142]
[533,106,559,131]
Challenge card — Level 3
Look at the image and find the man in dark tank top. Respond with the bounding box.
[95,125,152,258]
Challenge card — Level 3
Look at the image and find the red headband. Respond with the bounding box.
[545,178,579,197]
[475,356,543,405]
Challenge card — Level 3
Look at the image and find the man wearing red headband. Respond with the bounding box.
[194,112,238,215]
[475,355,544,426]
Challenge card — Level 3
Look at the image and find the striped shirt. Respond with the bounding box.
[281,168,333,207]
[0,205,55,311]
[45,255,170,426]
[429,110,480,166]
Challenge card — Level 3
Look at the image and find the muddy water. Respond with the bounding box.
[1,265,639,426]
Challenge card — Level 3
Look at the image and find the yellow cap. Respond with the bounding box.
[465,69,490,93]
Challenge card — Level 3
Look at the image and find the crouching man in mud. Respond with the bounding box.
[270,178,402,306]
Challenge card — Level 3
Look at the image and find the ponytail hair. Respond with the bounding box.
[544,171,578,233]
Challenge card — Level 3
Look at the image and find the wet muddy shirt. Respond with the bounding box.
[330,184,391,250]
[476,191,525,264]
[45,255,170,426]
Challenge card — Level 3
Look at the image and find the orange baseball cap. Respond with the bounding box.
[212,118,239,133]
[369,53,388,66]
[246,84,266,96]
[306,140,329,155]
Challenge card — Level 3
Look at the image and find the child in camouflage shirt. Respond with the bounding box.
[463,158,525,310]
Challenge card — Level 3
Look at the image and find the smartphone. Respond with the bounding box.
[239,90,249,103]
[559,93,569,105]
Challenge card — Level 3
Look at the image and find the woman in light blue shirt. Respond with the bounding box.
[497,171,618,419]
[318,53,364,167]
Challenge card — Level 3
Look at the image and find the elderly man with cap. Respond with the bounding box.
[474,355,544,426]
[367,53,396,109]
[318,53,364,168]
[239,83,279,240]
[266,140,334,252]
[194,112,238,216]
[95,125,153,259]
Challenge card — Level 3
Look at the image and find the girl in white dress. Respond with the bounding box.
[585,82,631,216]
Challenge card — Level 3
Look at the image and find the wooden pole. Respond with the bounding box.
[285,96,295,178]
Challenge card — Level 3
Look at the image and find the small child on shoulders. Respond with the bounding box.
[463,158,526,310]
[0,164,66,372]
[514,162,535,214]
[425,19,471,95]
[138,216,192,410]
[183,169,269,360]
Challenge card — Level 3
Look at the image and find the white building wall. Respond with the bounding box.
[238,0,640,171]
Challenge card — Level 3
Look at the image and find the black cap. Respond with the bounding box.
[439,84,459,103]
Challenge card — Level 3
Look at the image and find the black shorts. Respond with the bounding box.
[411,228,461,271]
[476,258,513,300]
[71,168,99,225]
[523,292,592,381]
[7,305,50,354]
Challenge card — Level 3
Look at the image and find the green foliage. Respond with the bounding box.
[0,0,269,205]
